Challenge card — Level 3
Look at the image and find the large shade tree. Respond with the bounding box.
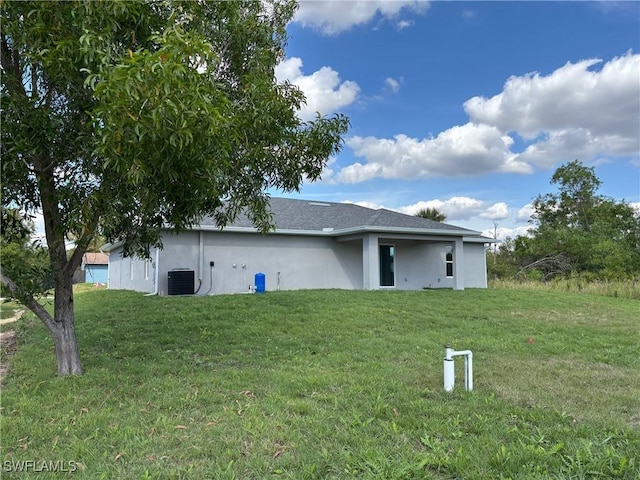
[1,0,349,376]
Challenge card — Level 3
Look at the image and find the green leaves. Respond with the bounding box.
[3,0,350,261]
[0,209,52,301]
[522,161,640,279]
[1,0,350,374]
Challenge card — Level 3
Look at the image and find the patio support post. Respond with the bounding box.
[362,234,379,290]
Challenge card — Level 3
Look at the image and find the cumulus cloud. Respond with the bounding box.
[516,203,535,222]
[293,1,429,35]
[335,52,640,182]
[275,57,360,121]
[465,52,640,167]
[465,54,639,139]
[385,77,401,93]
[338,123,531,183]
[481,225,532,241]
[398,197,510,221]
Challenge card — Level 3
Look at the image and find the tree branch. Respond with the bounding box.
[1,35,27,97]
[0,271,57,333]
[32,157,68,271]
[515,254,572,281]
[66,222,99,276]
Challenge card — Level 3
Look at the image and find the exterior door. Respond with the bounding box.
[379,245,395,287]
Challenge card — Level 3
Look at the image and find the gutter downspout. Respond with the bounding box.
[200,231,204,290]
[144,247,160,296]
[194,231,204,294]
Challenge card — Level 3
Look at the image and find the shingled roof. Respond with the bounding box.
[199,197,483,237]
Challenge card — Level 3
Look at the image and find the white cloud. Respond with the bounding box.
[341,200,387,210]
[481,225,532,242]
[630,202,640,216]
[516,203,535,222]
[316,157,338,183]
[464,54,639,139]
[336,197,538,240]
[275,57,360,121]
[338,123,531,183]
[481,202,509,220]
[514,128,638,169]
[396,20,414,30]
[465,52,640,166]
[335,52,640,182]
[293,1,429,35]
[385,77,401,93]
[398,197,510,221]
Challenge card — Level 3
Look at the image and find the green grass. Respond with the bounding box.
[1,300,24,320]
[1,289,639,479]
[490,277,640,300]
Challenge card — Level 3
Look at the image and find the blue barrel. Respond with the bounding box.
[255,273,266,294]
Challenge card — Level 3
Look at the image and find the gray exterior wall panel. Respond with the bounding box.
[107,230,488,294]
[160,232,363,295]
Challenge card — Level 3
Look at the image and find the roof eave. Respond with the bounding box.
[194,224,482,238]
[463,235,500,243]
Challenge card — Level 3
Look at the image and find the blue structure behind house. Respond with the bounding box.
[86,264,108,284]
[255,273,266,294]
[82,252,109,285]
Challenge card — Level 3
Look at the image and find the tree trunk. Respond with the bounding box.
[49,275,84,376]
[0,271,84,376]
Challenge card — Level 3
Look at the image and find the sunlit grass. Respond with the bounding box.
[0,301,23,320]
[490,277,640,300]
[1,289,638,479]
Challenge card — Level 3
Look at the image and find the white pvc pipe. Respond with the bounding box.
[443,345,473,392]
[465,352,473,391]
[444,345,455,392]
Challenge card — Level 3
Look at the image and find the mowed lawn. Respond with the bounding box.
[1,289,638,479]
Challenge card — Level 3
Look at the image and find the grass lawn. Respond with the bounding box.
[1,289,638,479]
[1,301,24,320]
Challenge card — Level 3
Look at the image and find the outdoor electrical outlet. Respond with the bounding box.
[209,261,215,267]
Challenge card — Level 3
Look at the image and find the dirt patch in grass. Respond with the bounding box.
[0,310,23,389]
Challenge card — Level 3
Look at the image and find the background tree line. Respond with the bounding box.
[488,161,640,281]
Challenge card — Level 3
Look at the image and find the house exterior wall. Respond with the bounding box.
[107,251,155,293]
[382,239,428,290]
[399,242,487,290]
[107,231,488,294]
[463,243,488,288]
[158,231,363,295]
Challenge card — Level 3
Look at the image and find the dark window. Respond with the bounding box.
[446,248,453,277]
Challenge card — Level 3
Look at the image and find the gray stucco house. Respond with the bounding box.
[103,197,493,295]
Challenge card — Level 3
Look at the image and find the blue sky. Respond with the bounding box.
[272,0,640,239]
